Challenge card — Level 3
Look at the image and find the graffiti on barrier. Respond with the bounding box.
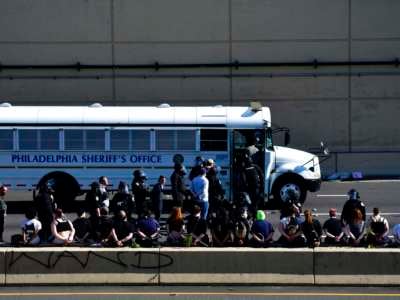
[7,251,174,270]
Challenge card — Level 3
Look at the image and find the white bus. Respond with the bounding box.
[0,103,321,209]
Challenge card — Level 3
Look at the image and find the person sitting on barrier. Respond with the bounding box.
[51,208,75,245]
[232,207,251,247]
[110,210,134,247]
[301,209,322,248]
[72,208,93,244]
[20,207,42,245]
[136,209,160,247]
[166,206,185,246]
[94,207,114,246]
[365,207,390,247]
[323,208,344,246]
[186,205,209,247]
[110,181,134,220]
[392,223,400,247]
[249,210,274,248]
[210,206,234,247]
[277,206,306,247]
[344,208,366,246]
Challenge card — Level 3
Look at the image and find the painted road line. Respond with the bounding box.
[317,194,348,197]
[0,291,399,297]
[311,212,400,216]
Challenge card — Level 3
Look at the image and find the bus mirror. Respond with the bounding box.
[320,141,330,156]
[284,132,290,146]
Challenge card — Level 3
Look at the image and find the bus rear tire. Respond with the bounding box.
[272,176,307,207]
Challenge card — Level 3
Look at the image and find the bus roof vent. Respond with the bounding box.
[158,103,170,108]
[214,105,223,108]
[0,102,12,107]
[89,103,103,108]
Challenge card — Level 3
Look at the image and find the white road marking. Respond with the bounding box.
[311,212,400,216]
[317,194,347,197]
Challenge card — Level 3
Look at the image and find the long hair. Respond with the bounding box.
[304,209,313,224]
[352,208,363,223]
[170,206,183,221]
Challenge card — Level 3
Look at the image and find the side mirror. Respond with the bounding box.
[284,131,291,146]
[320,142,330,156]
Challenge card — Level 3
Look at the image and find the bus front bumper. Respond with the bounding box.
[306,179,321,192]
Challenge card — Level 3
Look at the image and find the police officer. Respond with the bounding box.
[131,170,149,218]
[34,179,56,242]
[205,159,225,214]
[240,152,264,212]
[341,189,366,227]
[170,163,187,208]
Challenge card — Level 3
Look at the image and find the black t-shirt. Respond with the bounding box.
[167,217,184,233]
[186,215,207,236]
[96,216,113,240]
[113,220,134,240]
[323,218,342,236]
[73,217,92,239]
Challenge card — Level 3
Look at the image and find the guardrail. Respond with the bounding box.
[1,247,399,286]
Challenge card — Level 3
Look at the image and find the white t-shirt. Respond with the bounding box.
[20,218,42,245]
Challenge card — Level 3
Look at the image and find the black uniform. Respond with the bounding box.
[110,192,134,218]
[206,167,225,213]
[34,190,55,242]
[341,199,366,226]
[150,182,164,221]
[171,171,186,208]
[131,179,148,218]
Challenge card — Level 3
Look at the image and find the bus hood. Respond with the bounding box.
[273,146,320,178]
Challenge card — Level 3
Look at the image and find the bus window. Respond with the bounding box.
[86,130,105,150]
[65,130,83,150]
[19,129,38,150]
[39,129,59,150]
[110,130,129,150]
[177,130,196,150]
[200,129,227,151]
[131,130,150,150]
[156,130,174,150]
[0,130,13,150]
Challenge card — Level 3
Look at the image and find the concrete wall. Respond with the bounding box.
[1,247,400,285]
[0,1,399,176]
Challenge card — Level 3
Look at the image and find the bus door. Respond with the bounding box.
[231,129,270,206]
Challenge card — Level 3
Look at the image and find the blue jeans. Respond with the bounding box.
[198,201,209,220]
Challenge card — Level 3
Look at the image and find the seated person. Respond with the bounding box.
[301,209,322,248]
[94,207,114,245]
[186,205,209,247]
[249,210,274,247]
[277,206,306,247]
[365,207,390,247]
[344,208,366,246]
[166,207,185,246]
[110,210,134,247]
[210,207,234,247]
[51,208,75,245]
[323,208,344,245]
[232,207,251,247]
[20,208,42,245]
[136,209,160,247]
[392,223,400,246]
[110,181,134,219]
[72,208,93,244]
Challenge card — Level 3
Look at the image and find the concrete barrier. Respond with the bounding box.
[4,247,160,285]
[2,247,400,285]
[314,248,400,285]
[159,248,314,284]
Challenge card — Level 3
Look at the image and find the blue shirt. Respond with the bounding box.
[251,220,274,238]
[191,175,209,202]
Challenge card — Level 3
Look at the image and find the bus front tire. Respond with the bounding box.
[272,177,307,206]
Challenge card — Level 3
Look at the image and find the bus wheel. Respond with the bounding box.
[272,176,307,206]
[37,171,81,212]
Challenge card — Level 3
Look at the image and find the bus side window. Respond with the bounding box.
[39,129,59,150]
[65,130,84,150]
[19,129,39,150]
[86,130,105,150]
[0,130,13,150]
[131,130,150,150]
[200,129,227,151]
